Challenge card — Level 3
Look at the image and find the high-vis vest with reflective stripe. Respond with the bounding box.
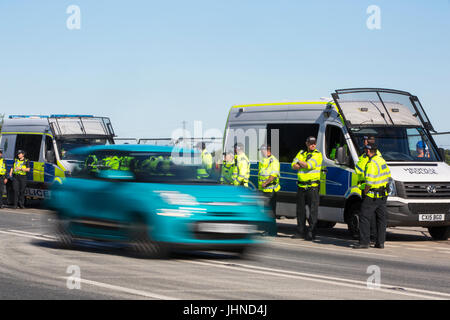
[258,155,280,192]
[234,153,250,187]
[220,162,236,184]
[291,149,323,188]
[197,150,213,179]
[119,156,133,171]
[364,154,391,198]
[85,155,98,173]
[355,150,382,190]
[13,159,29,175]
[0,158,6,175]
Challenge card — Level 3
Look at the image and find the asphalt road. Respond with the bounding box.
[0,208,449,300]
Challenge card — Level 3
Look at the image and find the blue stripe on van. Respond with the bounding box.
[325,166,350,196]
[44,163,55,183]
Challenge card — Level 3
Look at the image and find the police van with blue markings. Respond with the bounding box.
[223,88,450,240]
[0,114,115,201]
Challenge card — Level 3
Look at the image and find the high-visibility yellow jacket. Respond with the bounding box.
[355,150,381,190]
[0,158,6,175]
[364,154,391,198]
[103,156,120,170]
[220,161,236,184]
[197,150,213,179]
[85,154,98,173]
[258,155,280,192]
[291,149,323,188]
[13,158,30,176]
[234,153,250,187]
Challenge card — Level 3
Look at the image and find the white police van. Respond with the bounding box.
[0,114,115,201]
[223,88,450,240]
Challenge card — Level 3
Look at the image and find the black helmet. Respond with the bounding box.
[17,149,25,156]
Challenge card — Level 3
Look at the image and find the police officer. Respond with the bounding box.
[220,151,236,185]
[353,143,391,249]
[291,136,323,240]
[258,144,280,218]
[196,142,213,179]
[0,150,7,209]
[233,143,250,187]
[355,135,380,242]
[416,141,430,158]
[10,150,30,209]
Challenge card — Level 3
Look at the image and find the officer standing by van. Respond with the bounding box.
[355,135,380,242]
[196,142,213,179]
[10,150,30,209]
[233,143,250,187]
[220,151,236,185]
[353,143,391,249]
[291,136,323,240]
[258,144,280,218]
[0,150,7,209]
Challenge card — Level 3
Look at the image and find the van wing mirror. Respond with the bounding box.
[335,146,348,166]
[46,150,55,163]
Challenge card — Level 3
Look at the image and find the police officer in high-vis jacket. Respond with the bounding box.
[220,151,236,185]
[355,135,380,242]
[291,136,323,240]
[10,150,30,209]
[0,150,7,209]
[258,144,280,218]
[353,143,391,249]
[233,143,250,187]
[196,142,213,179]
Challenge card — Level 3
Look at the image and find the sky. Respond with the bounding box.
[0,0,449,147]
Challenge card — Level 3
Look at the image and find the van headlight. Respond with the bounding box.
[387,178,396,197]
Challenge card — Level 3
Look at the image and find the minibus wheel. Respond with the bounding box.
[427,226,450,240]
[346,203,360,239]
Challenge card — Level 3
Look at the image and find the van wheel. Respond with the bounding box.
[428,226,450,240]
[317,221,336,229]
[346,203,361,239]
[129,219,169,259]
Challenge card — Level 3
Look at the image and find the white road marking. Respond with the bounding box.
[8,229,56,239]
[0,230,50,241]
[61,277,176,300]
[180,259,450,300]
[269,239,397,258]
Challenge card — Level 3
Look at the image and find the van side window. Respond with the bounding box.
[45,136,57,164]
[15,134,42,162]
[325,125,353,167]
[267,124,320,163]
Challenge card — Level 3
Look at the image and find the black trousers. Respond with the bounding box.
[262,191,277,218]
[295,186,319,236]
[13,175,27,207]
[359,196,387,246]
[0,175,6,206]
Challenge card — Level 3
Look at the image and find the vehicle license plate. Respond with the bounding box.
[197,223,257,234]
[419,214,445,222]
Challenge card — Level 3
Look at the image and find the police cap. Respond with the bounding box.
[234,143,244,151]
[306,136,317,144]
[365,143,378,152]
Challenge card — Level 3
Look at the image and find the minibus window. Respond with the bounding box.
[325,125,350,162]
[15,134,42,162]
[267,124,319,163]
